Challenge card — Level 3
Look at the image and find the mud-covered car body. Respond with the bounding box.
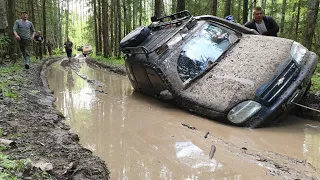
[77,45,93,57]
[120,11,318,128]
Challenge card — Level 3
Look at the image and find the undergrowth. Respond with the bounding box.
[90,55,124,66]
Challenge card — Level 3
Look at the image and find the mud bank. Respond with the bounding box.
[0,57,109,179]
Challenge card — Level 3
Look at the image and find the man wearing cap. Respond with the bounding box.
[244,7,279,37]
[13,11,35,69]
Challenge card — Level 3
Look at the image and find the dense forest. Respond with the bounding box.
[0,0,319,60]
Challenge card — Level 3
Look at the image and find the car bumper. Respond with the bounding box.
[245,52,318,128]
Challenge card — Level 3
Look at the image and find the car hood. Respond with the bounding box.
[180,35,293,112]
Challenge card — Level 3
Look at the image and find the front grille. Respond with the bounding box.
[257,61,300,105]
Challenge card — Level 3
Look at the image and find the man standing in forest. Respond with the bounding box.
[46,40,53,57]
[244,7,279,37]
[13,11,35,69]
[64,37,73,62]
[34,31,44,60]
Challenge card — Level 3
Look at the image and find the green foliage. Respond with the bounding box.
[0,36,10,46]
[311,63,320,92]
[0,153,31,179]
[0,65,23,100]
[91,55,125,66]
[52,48,65,55]
[0,145,7,151]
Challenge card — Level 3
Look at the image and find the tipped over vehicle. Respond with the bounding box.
[77,45,93,57]
[119,10,318,128]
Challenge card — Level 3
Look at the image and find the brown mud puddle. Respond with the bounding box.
[46,58,320,179]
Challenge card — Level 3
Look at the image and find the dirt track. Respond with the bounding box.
[0,57,109,179]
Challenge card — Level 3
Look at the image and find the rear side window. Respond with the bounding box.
[177,23,231,83]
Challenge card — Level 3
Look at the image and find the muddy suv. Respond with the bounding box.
[120,10,318,128]
[77,45,93,57]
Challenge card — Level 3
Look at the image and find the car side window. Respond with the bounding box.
[177,23,231,84]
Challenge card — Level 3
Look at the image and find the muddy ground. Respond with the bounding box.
[0,57,109,179]
[0,56,319,179]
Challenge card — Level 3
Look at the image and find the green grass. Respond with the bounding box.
[311,63,320,92]
[0,64,23,99]
[90,55,125,66]
[0,65,23,74]
[0,153,31,179]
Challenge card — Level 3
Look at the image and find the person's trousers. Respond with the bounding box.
[66,49,72,58]
[36,43,42,60]
[19,39,31,65]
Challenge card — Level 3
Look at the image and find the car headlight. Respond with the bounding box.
[227,101,262,124]
[290,41,308,66]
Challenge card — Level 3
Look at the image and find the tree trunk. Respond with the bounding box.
[132,1,136,28]
[65,1,69,40]
[212,0,217,16]
[42,0,47,55]
[139,0,142,25]
[304,0,319,50]
[316,27,320,55]
[243,0,249,24]
[249,0,252,20]
[93,0,99,56]
[102,0,110,57]
[295,0,301,41]
[172,0,177,13]
[117,0,121,58]
[7,0,17,59]
[280,0,286,36]
[155,0,161,17]
[58,0,62,48]
[123,0,127,35]
[111,0,114,56]
[237,0,241,23]
[30,0,35,28]
[176,0,185,12]
[0,0,8,30]
[224,0,232,17]
[97,0,102,55]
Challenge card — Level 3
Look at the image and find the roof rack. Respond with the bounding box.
[150,10,193,30]
[157,10,192,22]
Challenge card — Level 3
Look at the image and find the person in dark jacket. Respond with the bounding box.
[244,7,279,37]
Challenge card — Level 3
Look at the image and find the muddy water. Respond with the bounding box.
[46,59,320,179]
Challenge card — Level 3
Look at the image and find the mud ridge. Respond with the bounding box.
[0,57,109,179]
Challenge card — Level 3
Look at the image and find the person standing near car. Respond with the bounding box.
[64,37,73,62]
[244,7,279,37]
[13,11,35,69]
[34,31,44,60]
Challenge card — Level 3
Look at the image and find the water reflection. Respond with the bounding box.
[175,142,222,172]
[304,124,320,169]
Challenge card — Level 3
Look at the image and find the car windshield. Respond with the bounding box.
[177,23,232,83]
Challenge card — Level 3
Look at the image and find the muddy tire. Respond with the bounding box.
[120,26,150,49]
[303,80,312,97]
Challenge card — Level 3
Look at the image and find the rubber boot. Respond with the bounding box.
[25,56,30,69]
